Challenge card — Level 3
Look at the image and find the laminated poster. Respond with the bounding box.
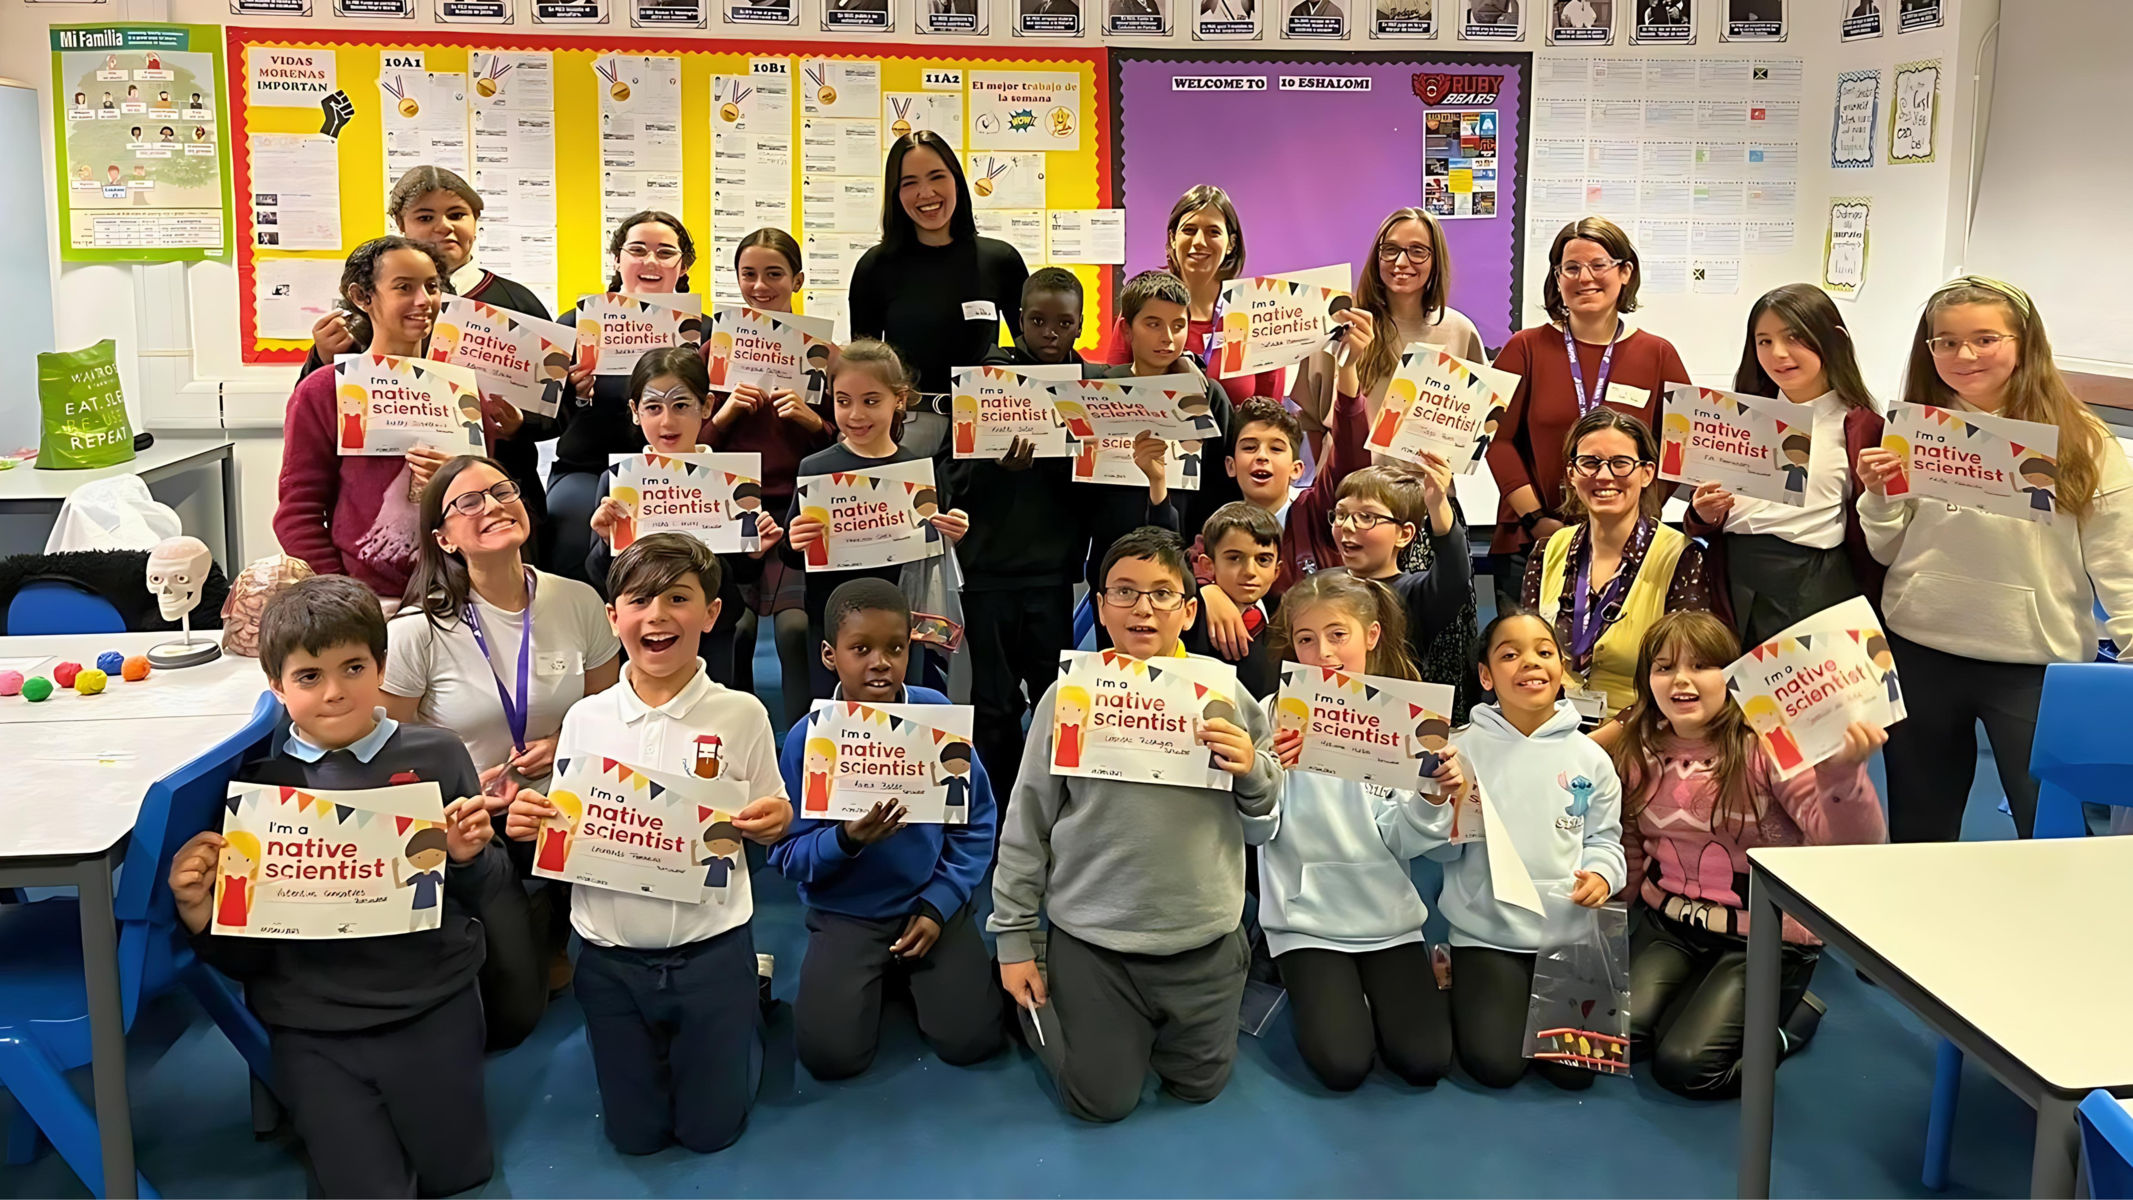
[1657,384,1814,507]
[795,457,945,570]
[1459,0,1523,40]
[533,756,743,903]
[1052,373,1216,443]
[1888,58,1939,165]
[1546,0,1612,45]
[608,451,766,554]
[214,781,450,939]
[574,292,703,377]
[332,353,485,457]
[1216,271,1353,378]
[1193,0,1262,40]
[1831,69,1879,169]
[1364,348,1518,473]
[799,700,978,824]
[1051,649,1242,791]
[707,306,834,398]
[951,364,1075,458]
[1724,596,1906,781]
[429,296,574,418]
[1275,663,1457,792]
[1881,403,2060,524]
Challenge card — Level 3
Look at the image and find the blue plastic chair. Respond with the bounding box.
[1071,591,1095,650]
[2081,1089,2133,1199]
[1922,662,2133,1188]
[0,690,282,1197]
[6,580,127,637]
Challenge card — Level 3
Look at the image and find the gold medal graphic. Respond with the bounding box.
[475,77,499,98]
[610,81,632,102]
[818,84,838,105]
[397,97,420,118]
[974,178,993,197]
[891,118,911,138]
[719,102,740,122]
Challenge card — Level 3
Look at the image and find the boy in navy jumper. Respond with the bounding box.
[770,578,1006,1080]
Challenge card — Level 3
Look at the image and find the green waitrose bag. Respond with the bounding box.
[37,340,136,470]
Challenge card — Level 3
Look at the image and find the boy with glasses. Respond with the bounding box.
[1333,466,1476,706]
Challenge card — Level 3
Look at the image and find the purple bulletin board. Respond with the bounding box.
[1111,51,1529,352]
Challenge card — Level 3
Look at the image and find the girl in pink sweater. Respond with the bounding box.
[1608,611,1887,1100]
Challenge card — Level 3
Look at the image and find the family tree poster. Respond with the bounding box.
[1275,663,1457,791]
[795,457,944,570]
[532,756,742,903]
[214,781,449,939]
[1723,596,1906,780]
[332,354,486,456]
[1881,403,2059,523]
[608,451,765,553]
[429,296,575,418]
[1657,384,1813,507]
[798,699,978,824]
[1051,649,1241,791]
[51,24,233,261]
[1364,348,1517,471]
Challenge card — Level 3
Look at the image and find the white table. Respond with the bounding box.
[0,630,270,1200]
[0,436,237,565]
[1739,839,2133,1198]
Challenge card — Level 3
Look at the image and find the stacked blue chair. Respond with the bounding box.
[0,690,282,1197]
[1921,662,2133,1188]
[6,580,126,636]
[2080,1089,2133,1200]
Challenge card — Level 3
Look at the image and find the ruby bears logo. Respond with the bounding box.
[1411,73,1504,105]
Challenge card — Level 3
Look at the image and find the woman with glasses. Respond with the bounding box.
[1522,409,1716,719]
[1854,278,2133,842]
[548,210,701,583]
[1487,217,1691,615]
[384,454,623,1045]
[849,132,1028,456]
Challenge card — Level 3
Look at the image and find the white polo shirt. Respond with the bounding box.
[558,661,786,951]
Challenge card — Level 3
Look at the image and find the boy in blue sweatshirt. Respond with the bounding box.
[770,577,1006,1080]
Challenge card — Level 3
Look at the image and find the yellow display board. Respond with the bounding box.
[228,28,1111,362]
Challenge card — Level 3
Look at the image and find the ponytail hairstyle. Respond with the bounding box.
[1901,276,2108,519]
[832,339,914,443]
[1270,568,1420,681]
[1609,611,1761,836]
[734,226,805,304]
[336,234,452,352]
[1734,283,1876,412]
[1353,206,1454,398]
[606,209,697,293]
[628,345,711,411]
[401,455,528,630]
[386,165,483,225]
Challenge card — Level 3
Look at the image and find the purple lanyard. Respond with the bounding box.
[1567,519,1650,668]
[1563,319,1625,416]
[463,568,536,755]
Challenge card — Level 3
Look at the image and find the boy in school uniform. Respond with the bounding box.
[993,527,1282,1123]
[507,533,794,1155]
[770,577,1005,1080]
[167,576,504,1200]
[1184,501,1282,699]
[1333,465,1476,710]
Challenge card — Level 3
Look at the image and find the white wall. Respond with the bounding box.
[3,0,2005,557]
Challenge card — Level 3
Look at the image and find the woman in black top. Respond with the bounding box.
[847,131,1028,456]
[302,166,562,565]
[547,210,697,584]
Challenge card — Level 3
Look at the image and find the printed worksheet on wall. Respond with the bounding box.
[470,51,558,314]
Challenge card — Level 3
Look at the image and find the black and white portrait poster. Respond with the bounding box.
[822,0,892,29]
[1631,0,1693,43]
[1840,0,1881,39]
[1105,0,1169,34]
[1548,0,1610,43]
[1459,0,1521,40]
[917,0,987,33]
[1721,0,1782,41]
[1898,0,1940,33]
[728,0,798,25]
[1017,0,1083,35]
[1286,0,1347,38]
[1371,0,1434,37]
[1193,0,1262,40]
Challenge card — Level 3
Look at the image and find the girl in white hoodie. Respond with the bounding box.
[1437,609,1626,1090]
[1256,571,1466,1091]
[1855,277,2133,842]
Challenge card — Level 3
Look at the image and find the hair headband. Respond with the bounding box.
[1940,274,2033,320]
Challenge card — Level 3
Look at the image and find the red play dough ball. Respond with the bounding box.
[52,662,82,687]
[122,655,151,682]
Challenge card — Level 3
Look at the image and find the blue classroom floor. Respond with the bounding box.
[4,628,2044,1199]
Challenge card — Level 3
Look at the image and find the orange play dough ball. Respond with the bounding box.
[122,655,151,682]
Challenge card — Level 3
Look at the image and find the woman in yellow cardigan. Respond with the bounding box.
[1520,408,1719,718]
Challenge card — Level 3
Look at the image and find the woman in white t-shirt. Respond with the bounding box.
[385,454,622,1046]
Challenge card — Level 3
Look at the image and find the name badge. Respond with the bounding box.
[1604,381,1651,410]
[537,651,580,677]
[961,300,998,322]
[1565,685,1609,722]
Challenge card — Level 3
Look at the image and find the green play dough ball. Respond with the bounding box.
[22,676,52,702]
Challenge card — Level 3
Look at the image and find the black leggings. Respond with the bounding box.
[1448,946,1595,1090]
[1275,944,1451,1091]
[1881,631,2045,841]
[732,608,815,729]
[471,860,558,1051]
[1629,905,1818,1100]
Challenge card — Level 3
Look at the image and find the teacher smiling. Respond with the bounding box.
[847,131,1028,455]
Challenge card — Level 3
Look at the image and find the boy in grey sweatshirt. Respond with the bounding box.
[992,527,1282,1123]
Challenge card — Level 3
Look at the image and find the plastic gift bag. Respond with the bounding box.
[220,554,316,658]
[37,340,136,470]
[1521,884,1632,1075]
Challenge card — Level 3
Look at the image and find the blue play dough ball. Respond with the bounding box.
[96,651,126,674]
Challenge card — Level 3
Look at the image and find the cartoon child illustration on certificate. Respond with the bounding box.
[1779,431,1812,501]
[912,487,943,545]
[2018,455,2058,523]
[1742,694,1805,773]
[610,486,640,550]
[940,741,974,825]
[1055,398,1096,441]
[1881,434,1912,495]
[953,392,979,456]
[1473,404,1508,462]
[801,504,833,568]
[733,482,765,551]
[1660,412,1691,479]
[1053,685,1091,769]
[700,820,744,902]
[1413,717,1453,778]
[1865,633,1903,707]
[216,832,264,929]
[1274,696,1310,744]
[537,791,582,873]
[1219,310,1250,376]
[338,383,368,452]
[708,329,734,387]
[804,737,836,814]
[393,827,452,912]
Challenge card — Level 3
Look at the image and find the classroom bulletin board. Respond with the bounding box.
[227,26,1111,363]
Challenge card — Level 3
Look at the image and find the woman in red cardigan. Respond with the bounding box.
[1487,216,1691,614]
[1098,184,1283,405]
[273,236,456,601]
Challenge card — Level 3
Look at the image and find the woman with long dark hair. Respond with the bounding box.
[848,131,1028,455]
[384,454,622,1038]
[1685,283,1885,646]
[548,210,700,582]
